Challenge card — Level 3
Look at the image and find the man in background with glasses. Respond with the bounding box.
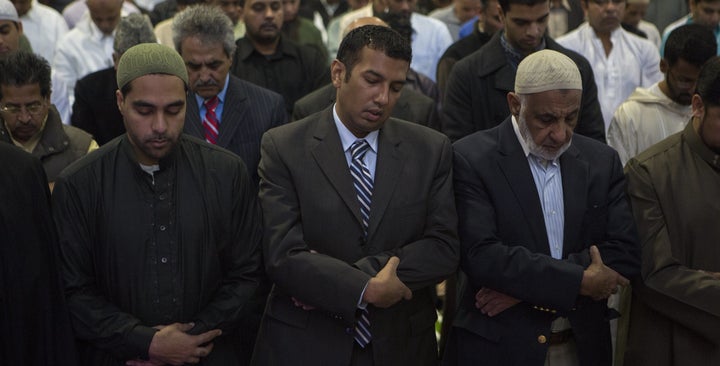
[0,50,96,190]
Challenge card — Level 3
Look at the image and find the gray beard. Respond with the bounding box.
[518,115,571,161]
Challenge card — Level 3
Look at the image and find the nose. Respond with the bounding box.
[264,6,276,17]
[399,0,410,12]
[16,108,33,123]
[549,122,568,142]
[152,112,169,134]
[374,85,389,106]
[527,22,541,37]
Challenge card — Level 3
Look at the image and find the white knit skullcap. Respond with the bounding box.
[0,0,19,22]
[515,49,582,94]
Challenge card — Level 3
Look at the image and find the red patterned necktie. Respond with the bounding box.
[203,96,220,144]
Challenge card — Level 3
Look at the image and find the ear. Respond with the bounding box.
[659,58,668,74]
[691,94,704,119]
[116,89,125,114]
[498,5,506,25]
[331,59,345,89]
[507,92,521,117]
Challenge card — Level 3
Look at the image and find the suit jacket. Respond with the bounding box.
[292,83,439,129]
[441,32,606,143]
[444,118,640,366]
[71,67,125,146]
[184,75,287,186]
[252,107,459,366]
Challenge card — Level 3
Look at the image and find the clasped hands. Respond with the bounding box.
[125,322,222,366]
[292,256,412,311]
[475,245,630,316]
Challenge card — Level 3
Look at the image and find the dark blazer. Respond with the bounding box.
[71,67,125,146]
[443,118,640,366]
[292,83,439,129]
[441,32,606,143]
[184,75,287,186]
[252,107,459,365]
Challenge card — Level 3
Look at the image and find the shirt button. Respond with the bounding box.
[161,257,168,263]
[159,194,166,200]
[160,225,166,231]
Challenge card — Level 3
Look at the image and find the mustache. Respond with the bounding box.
[193,79,219,89]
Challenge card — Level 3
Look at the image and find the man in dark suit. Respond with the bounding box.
[252,25,459,366]
[172,6,285,365]
[443,50,640,366]
[292,83,437,128]
[173,5,287,186]
[442,0,605,143]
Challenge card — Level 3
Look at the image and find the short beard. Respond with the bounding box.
[518,114,571,161]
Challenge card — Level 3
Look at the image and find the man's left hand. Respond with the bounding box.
[475,287,520,317]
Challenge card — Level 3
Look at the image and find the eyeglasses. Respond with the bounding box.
[0,101,45,116]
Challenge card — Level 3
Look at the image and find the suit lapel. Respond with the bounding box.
[366,122,404,241]
[184,92,204,138]
[560,144,588,257]
[217,79,249,147]
[311,109,364,226]
[496,120,550,254]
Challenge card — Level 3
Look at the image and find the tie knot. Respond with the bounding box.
[204,96,219,111]
[351,139,370,160]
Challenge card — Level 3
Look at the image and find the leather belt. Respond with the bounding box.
[548,329,574,346]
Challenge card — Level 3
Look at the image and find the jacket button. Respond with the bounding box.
[538,335,547,344]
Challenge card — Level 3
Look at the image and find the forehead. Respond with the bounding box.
[505,2,549,19]
[1,83,43,100]
[180,37,228,58]
[0,19,19,31]
[125,74,186,100]
[523,89,582,110]
[246,0,281,7]
[352,47,408,78]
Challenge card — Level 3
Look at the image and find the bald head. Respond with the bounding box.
[342,16,388,38]
[87,0,123,35]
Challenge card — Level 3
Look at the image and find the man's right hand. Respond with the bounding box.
[362,256,412,308]
[580,245,630,301]
[147,323,222,365]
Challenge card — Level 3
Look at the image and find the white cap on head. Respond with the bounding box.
[0,0,18,22]
[626,0,650,5]
[515,49,582,94]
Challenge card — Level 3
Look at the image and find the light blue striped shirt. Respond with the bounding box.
[333,104,378,180]
[512,117,565,259]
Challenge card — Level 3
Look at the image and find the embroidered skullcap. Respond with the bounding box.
[627,0,649,4]
[116,43,188,89]
[515,49,582,94]
[0,0,19,22]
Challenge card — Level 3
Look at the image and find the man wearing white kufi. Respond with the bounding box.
[443,49,640,366]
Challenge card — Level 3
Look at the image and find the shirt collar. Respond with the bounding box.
[685,118,720,170]
[236,35,299,61]
[332,104,379,155]
[500,31,546,69]
[511,115,532,157]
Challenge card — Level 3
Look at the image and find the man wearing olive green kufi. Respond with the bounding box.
[52,43,263,366]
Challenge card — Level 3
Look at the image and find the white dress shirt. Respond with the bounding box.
[608,82,691,165]
[53,12,116,108]
[21,1,68,63]
[557,23,663,131]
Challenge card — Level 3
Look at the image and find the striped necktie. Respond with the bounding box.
[350,139,372,347]
[203,96,220,144]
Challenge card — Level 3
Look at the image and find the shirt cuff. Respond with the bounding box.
[358,280,369,309]
[126,325,158,360]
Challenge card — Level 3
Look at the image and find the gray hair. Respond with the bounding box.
[172,5,236,58]
[113,13,157,55]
